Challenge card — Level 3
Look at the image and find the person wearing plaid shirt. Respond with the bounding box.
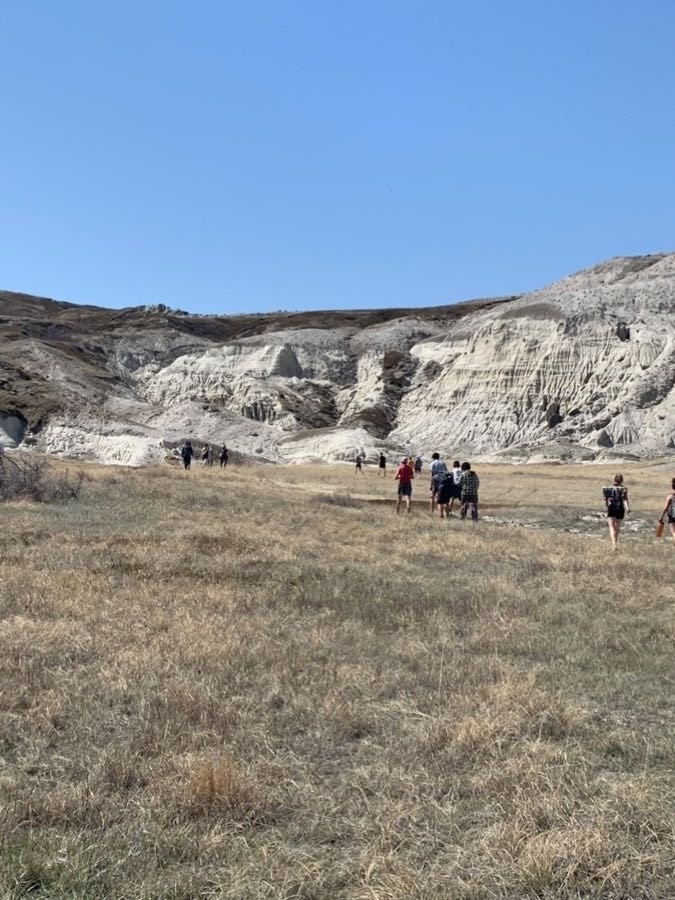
[459,461,480,522]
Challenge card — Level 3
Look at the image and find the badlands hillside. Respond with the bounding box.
[1,253,674,465]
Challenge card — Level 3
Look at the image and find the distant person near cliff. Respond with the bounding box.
[180,440,194,470]
[355,454,363,474]
[378,453,387,477]
[219,444,229,468]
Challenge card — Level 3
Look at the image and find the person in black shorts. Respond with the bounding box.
[378,453,386,477]
[603,473,629,550]
[448,460,462,514]
[658,477,675,547]
[436,470,453,518]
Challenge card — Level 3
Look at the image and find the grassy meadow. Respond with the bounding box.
[1,456,674,899]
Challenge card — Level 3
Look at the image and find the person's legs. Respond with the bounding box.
[470,499,478,522]
[607,516,618,548]
[460,499,468,520]
[669,521,675,546]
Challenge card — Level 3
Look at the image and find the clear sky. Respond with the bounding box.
[2,1,674,314]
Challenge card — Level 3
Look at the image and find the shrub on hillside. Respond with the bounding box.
[0,455,83,502]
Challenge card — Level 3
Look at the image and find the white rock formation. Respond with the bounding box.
[391,254,675,458]
[3,253,675,465]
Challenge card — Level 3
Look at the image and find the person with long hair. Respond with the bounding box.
[603,473,630,549]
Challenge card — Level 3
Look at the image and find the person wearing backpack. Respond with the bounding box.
[436,469,454,518]
[448,460,463,514]
[603,473,630,549]
[428,452,448,514]
[657,477,675,546]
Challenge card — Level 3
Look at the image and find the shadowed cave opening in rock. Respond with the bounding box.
[0,411,28,447]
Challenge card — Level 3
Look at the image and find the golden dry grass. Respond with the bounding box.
[1,456,674,898]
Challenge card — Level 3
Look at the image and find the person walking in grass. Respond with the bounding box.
[414,456,423,476]
[219,444,229,468]
[657,477,675,546]
[180,440,194,470]
[603,473,629,550]
[355,453,363,474]
[436,468,454,519]
[201,443,210,466]
[428,452,448,514]
[378,452,387,477]
[459,461,480,522]
[448,460,463,515]
[395,456,414,514]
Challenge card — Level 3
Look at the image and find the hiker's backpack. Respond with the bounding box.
[604,486,623,515]
[437,471,453,496]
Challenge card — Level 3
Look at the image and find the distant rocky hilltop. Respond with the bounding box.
[2,253,675,465]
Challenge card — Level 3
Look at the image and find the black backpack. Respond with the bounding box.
[604,486,623,515]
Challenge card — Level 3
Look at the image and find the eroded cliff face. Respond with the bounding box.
[1,254,674,465]
[389,254,675,459]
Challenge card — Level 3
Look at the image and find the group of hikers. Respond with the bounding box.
[356,450,479,520]
[180,440,228,470]
[355,450,675,547]
[392,452,480,519]
[174,440,675,548]
[2,432,675,548]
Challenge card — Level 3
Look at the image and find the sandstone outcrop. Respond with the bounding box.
[1,253,674,464]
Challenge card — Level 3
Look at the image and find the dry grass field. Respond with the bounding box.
[1,456,674,899]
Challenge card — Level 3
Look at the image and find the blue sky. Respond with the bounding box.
[2,1,674,314]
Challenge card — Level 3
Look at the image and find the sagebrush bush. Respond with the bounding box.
[0,455,83,502]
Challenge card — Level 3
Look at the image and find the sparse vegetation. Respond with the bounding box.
[0,455,83,503]
[0,458,673,898]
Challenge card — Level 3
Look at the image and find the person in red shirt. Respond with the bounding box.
[395,457,414,514]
